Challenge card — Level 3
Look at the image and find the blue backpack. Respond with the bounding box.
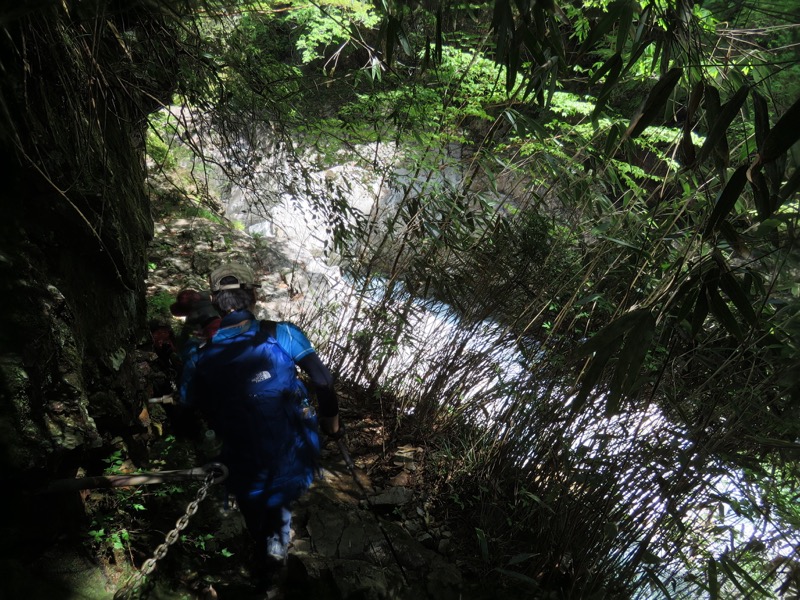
[193,319,320,501]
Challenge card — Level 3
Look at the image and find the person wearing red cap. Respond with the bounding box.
[170,289,206,317]
[179,262,341,589]
[170,289,221,404]
[171,289,221,349]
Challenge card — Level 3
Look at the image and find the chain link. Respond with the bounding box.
[113,468,218,600]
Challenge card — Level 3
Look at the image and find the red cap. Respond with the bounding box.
[170,289,205,317]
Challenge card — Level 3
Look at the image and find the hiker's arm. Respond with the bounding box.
[279,322,340,435]
[301,354,340,438]
[297,352,340,435]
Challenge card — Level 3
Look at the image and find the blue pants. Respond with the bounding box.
[236,493,292,560]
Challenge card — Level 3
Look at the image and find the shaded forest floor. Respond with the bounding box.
[53,184,533,600]
[2,181,539,600]
[1,178,548,600]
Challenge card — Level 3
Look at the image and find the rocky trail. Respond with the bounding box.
[122,430,465,600]
[1,179,515,600]
[11,408,471,600]
[112,190,478,599]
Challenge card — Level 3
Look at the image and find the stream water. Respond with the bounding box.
[175,113,797,595]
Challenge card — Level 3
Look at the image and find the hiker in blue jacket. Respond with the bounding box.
[180,261,340,582]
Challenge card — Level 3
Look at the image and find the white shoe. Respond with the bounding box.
[266,537,287,564]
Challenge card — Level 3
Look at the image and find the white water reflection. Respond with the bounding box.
[166,104,798,594]
[238,176,797,595]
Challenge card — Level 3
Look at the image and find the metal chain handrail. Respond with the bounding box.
[113,463,227,600]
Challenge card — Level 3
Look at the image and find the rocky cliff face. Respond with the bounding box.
[0,5,175,479]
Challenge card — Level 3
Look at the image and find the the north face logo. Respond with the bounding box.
[251,370,272,383]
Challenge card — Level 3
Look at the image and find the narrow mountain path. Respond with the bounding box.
[130,187,476,600]
[6,188,521,600]
[151,421,464,600]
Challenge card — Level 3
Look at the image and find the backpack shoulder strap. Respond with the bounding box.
[256,320,298,365]
[197,319,273,356]
[257,319,278,341]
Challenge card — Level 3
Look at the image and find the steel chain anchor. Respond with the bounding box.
[113,463,227,600]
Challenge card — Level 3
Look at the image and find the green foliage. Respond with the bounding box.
[434,46,519,114]
[146,128,177,170]
[85,449,148,563]
[87,527,130,553]
[178,530,235,559]
[102,450,126,475]
[226,12,303,99]
[135,0,800,596]
[146,110,196,172]
[284,0,381,65]
[82,432,205,578]
[307,42,517,150]
[147,291,174,321]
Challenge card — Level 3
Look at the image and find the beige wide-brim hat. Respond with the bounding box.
[209,262,261,292]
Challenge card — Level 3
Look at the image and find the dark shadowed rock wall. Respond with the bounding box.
[0,2,178,538]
